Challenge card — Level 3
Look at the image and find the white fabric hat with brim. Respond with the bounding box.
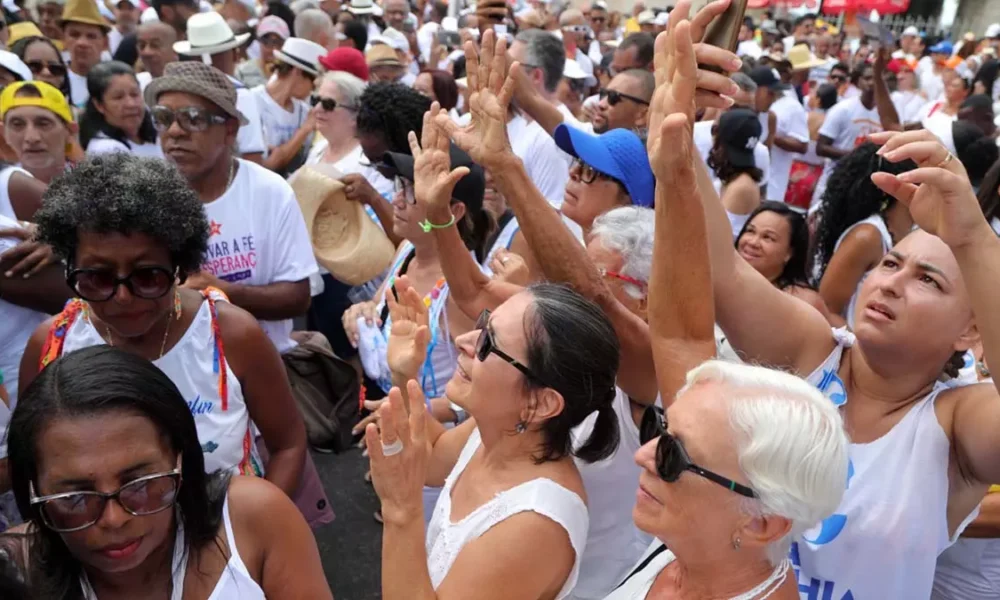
[140,6,159,23]
[174,12,251,56]
[563,58,589,80]
[274,37,327,76]
[0,51,32,83]
[654,11,669,26]
[637,10,655,25]
[371,27,409,53]
[289,164,395,286]
[347,0,376,15]
[787,44,828,72]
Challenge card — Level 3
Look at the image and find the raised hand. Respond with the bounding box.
[410,101,471,214]
[433,28,516,172]
[385,275,432,380]
[365,380,429,525]
[648,17,701,184]
[647,0,741,175]
[870,130,993,249]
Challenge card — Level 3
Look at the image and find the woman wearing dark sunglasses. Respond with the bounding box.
[17,153,308,502]
[10,37,70,108]
[598,14,851,599]
[2,345,331,599]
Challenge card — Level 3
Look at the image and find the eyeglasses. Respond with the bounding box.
[394,176,416,205]
[66,265,176,302]
[310,94,355,112]
[829,73,847,82]
[474,310,546,384]
[25,60,67,78]
[598,267,647,292]
[640,405,758,498]
[30,469,182,532]
[599,88,650,107]
[571,158,620,187]
[151,105,227,133]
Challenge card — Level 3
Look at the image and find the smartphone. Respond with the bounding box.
[701,0,749,73]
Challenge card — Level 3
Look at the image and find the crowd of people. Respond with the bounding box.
[0,0,998,597]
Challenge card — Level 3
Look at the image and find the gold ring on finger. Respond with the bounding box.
[936,151,954,168]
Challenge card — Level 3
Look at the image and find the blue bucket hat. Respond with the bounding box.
[553,124,655,208]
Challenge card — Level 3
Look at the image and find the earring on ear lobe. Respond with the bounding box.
[732,536,741,550]
[515,422,527,434]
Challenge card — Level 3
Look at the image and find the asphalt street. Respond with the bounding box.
[312,447,383,600]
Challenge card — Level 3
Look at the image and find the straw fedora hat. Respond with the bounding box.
[174,12,251,56]
[61,0,111,30]
[787,44,828,72]
[289,164,395,285]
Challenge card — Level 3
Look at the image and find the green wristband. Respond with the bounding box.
[419,214,457,233]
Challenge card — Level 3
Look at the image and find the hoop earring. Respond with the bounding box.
[174,287,183,320]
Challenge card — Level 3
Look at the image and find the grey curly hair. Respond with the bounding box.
[34,153,210,278]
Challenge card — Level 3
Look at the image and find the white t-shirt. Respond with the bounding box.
[249,86,310,158]
[507,114,570,210]
[86,134,164,159]
[736,40,762,59]
[891,90,928,125]
[227,76,267,156]
[137,71,153,93]
[201,160,318,353]
[109,27,124,56]
[766,94,809,202]
[556,103,595,136]
[693,119,771,192]
[68,68,88,109]
[0,215,49,412]
[808,57,838,85]
[812,96,882,206]
[569,388,654,599]
[0,165,30,221]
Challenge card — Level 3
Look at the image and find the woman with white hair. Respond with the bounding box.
[601,10,848,599]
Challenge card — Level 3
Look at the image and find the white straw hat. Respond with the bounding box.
[274,37,327,76]
[174,12,251,56]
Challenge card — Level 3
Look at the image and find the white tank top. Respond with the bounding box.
[793,328,978,599]
[932,537,1000,600]
[59,294,263,477]
[426,428,589,599]
[81,492,265,600]
[830,214,892,328]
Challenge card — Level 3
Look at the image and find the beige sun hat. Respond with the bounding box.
[289,163,395,285]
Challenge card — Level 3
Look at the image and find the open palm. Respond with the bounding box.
[434,29,515,171]
[386,275,431,380]
[410,102,470,213]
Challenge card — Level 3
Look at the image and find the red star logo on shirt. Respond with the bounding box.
[209,220,222,236]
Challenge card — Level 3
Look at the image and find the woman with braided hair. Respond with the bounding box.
[813,142,916,328]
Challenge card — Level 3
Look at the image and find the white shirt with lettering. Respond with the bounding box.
[811,96,883,207]
[201,160,318,353]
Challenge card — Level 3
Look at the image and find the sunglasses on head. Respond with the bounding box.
[640,405,758,498]
[599,88,650,106]
[30,468,182,532]
[151,105,227,133]
[474,310,546,385]
[67,265,176,303]
[25,60,66,77]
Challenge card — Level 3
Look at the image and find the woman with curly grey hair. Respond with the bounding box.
[17,153,308,499]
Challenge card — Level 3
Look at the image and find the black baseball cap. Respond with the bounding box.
[716,108,762,169]
[749,65,791,91]
[379,144,485,212]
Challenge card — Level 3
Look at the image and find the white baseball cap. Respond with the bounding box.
[986,23,1000,39]
[563,58,589,80]
[654,11,669,27]
[637,10,655,25]
[902,26,919,37]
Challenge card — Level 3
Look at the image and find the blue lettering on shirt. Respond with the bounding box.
[187,395,214,415]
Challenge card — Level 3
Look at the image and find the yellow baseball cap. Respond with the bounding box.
[0,80,74,123]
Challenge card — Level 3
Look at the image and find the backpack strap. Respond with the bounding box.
[201,287,230,411]
[38,299,86,371]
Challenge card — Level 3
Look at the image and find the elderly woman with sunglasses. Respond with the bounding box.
[17,153,308,500]
[601,14,849,600]
[1,345,331,599]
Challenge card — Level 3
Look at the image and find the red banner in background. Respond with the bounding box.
[820,0,910,14]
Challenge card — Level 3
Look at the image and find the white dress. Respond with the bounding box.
[426,428,589,599]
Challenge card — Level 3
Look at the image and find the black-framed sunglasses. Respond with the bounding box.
[640,405,758,498]
[30,469,182,532]
[599,88,650,106]
[151,105,227,133]
[393,176,416,205]
[475,310,546,385]
[25,60,67,77]
[571,158,618,185]
[66,265,176,303]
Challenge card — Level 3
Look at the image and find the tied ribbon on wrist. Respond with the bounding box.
[419,214,457,233]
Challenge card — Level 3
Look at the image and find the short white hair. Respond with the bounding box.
[318,70,367,111]
[294,8,333,42]
[289,0,319,14]
[590,206,654,300]
[682,360,849,566]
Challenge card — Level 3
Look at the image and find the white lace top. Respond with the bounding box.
[425,428,589,598]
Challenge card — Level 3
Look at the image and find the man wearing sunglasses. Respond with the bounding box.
[147,61,317,356]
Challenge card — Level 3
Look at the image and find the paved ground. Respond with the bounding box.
[312,447,383,600]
